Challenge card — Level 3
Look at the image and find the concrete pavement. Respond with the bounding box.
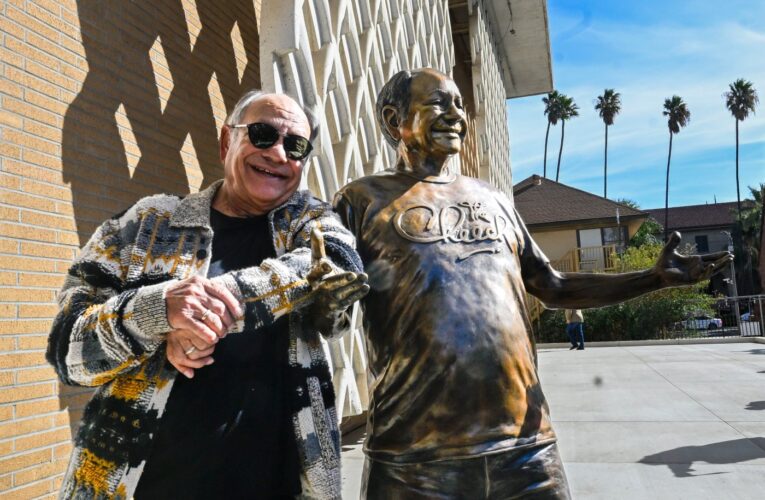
[341,341,765,499]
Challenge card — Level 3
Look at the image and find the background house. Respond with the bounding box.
[513,175,647,272]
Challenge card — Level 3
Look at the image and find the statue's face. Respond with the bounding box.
[400,70,467,157]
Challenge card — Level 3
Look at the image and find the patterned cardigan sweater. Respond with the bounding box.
[46,180,362,499]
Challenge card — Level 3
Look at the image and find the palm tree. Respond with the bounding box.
[542,91,563,178]
[555,94,579,182]
[594,89,622,198]
[662,95,691,241]
[724,79,759,219]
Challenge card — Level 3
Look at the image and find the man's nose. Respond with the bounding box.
[262,136,288,163]
[444,101,465,121]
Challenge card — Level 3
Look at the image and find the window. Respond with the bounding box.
[694,235,709,253]
[602,226,628,252]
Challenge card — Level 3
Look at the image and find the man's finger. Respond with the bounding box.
[204,281,243,320]
[311,227,327,266]
[187,346,215,360]
[177,356,215,369]
[190,319,220,344]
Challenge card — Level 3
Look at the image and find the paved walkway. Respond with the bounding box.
[341,341,765,499]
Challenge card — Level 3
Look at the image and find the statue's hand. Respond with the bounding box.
[305,229,369,332]
[654,232,733,287]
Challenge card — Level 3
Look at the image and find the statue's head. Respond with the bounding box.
[376,68,467,160]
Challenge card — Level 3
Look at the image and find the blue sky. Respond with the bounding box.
[507,0,765,210]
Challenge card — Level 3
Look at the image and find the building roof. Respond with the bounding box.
[513,175,646,227]
[643,202,739,231]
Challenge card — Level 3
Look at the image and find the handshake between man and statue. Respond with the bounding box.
[48,68,731,499]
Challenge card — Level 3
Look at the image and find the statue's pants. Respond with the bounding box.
[361,442,571,499]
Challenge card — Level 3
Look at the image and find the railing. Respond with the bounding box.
[551,245,618,274]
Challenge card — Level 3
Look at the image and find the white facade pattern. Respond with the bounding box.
[259,0,515,418]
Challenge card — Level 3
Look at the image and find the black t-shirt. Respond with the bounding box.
[135,208,301,499]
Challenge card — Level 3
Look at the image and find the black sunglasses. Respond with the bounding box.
[231,122,313,161]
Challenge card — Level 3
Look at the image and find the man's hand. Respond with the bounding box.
[306,228,369,328]
[165,276,242,345]
[654,232,733,287]
[166,328,215,379]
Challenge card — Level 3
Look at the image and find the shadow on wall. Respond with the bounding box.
[638,437,765,477]
[58,0,260,425]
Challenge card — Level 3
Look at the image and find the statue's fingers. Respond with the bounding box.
[700,250,732,262]
[319,271,357,287]
[333,282,370,302]
[333,286,370,309]
[311,227,327,266]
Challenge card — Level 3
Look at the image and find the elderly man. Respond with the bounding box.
[333,68,732,498]
[47,91,368,499]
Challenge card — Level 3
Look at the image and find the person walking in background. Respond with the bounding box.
[566,309,585,350]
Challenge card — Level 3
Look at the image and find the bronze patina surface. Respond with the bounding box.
[334,68,731,498]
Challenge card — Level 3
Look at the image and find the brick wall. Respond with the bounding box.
[0,1,261,496]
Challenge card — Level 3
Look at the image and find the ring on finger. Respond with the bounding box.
[184,345,197,356]
[200,309,212,322]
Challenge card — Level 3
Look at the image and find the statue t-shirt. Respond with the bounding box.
[334,171,556,463]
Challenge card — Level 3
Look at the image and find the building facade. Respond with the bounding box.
[0,1,551,495]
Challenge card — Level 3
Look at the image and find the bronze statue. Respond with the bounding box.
[334,68,731,499]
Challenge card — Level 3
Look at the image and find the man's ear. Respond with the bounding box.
[381,105,402,142]
[219,125,231,163]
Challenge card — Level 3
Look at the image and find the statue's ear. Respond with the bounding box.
[381,105,401,142]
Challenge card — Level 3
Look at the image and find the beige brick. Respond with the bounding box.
[0,338,17,352]
[6,4,61,43]
[0,255,57,272]
[14,398,60,418]
[3,97,59,127]
[27,60,77,93]
[25,89,68,116]
[0,474,10,491]
[21,146,63,170]
[4,35,60,72]
[0,351,47,369]
[27,31,79,68]
[22,180,72,203]
[20,243,74,260]
[0,110,23,129]
[31,0,63,16]
[0,174,22,190]
[0,304,16,318]
[0,207,19,222]
[5,164,64,189]
[0,449,51,474]
[0,406,13,422]
[0,288,55,302]
[4,67,59,104]
[52,412,73,427]
[0,382,54,404]
[0,477,52,498]
[21,211,75,231]
[0,12,26,39]
[17,335,50,351]
[18,273,65,289]
[18,304,60,319]
[0,222,57,243]
[27,2,79,40]
[0,372,13,387]
[0,188,58,212]
[0,45,24,69]
[14,429,70,455]
[0,320,53,335]
[56,231,80,246]
[0,415,51,441]
[53,442,72,460]
[0,142,22,160]
[22,120,62,144]
[14,459,68,487]
[2,128,58,156]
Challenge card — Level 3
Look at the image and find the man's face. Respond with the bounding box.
[399,70,467,157]
[220,95,310,215]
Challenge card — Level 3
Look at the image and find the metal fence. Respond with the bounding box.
[669,294,764,339]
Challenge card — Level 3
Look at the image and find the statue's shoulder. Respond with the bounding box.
[337,169,408,199]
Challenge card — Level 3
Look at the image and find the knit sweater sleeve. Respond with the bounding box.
[46,210,175,387]
[211,193,363,339]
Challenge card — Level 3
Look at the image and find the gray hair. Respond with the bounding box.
[225,90,320,143]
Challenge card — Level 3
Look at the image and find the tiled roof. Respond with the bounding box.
[643,202,739,230]
[512,175,646,226]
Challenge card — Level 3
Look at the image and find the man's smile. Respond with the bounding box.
[248,163,289,179]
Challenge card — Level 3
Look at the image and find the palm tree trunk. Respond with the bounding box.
[543,121,551,178]
[664,132,673,242]
[735,118,741,219]
[604,123,609,198]
[556,121,565,182]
